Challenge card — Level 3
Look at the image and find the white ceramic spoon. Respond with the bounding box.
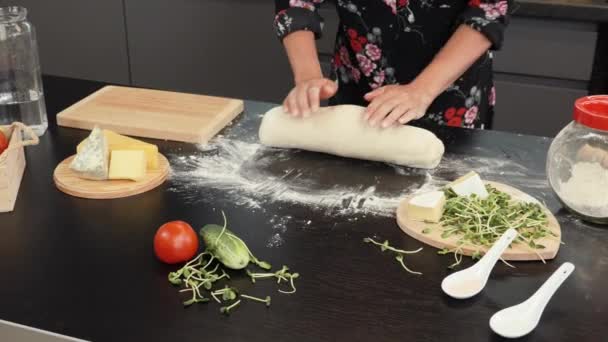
[489,262,575,339]
[441,228,518,299]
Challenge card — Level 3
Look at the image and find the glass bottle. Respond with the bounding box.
[546,95,608,224]
[0,6,47,136]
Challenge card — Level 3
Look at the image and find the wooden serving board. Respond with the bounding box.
[396,181,561,261]
[57,86,244,144]
[53,153,170,199]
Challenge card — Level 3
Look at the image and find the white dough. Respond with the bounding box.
[259,105,445,169]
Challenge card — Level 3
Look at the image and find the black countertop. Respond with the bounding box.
[516,0,608,22]
[1,76,607,342]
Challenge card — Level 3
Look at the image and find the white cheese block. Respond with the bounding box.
[448,171,489,199]
[406,191,446,223]
[69,126,109,180]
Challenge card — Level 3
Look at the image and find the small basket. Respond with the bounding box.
[0,122,39,213]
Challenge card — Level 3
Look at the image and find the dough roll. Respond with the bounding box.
[259,105,445,169]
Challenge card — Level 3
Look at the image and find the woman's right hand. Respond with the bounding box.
[283,78,338,117]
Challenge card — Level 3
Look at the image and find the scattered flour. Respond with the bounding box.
[169,137,426,217]
[558,162,608,218]
[265,215,292,247]
[266,233,284,248]
[169,137,551,220]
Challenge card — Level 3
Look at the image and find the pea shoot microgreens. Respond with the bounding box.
[169,252,295,315]
[437,185,556,268]
[168,215,299,315]
[246,265,300,294]
[363,237,423,275]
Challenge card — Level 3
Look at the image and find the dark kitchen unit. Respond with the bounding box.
[4,0,608,136]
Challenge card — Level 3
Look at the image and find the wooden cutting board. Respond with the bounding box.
[57,86,244,144]
[396,181,561,261]
[53,153,170,199]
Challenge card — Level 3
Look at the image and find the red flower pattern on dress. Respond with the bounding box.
[339,46,352,67]
[445,106,467,124]
[398,0,409,7]
[447,117,463,127]
[444,107,456,120]
[371,70,386,89]
[356,53,376,76]
[358,36,368,45]
[365,44,382,61]
[347,28,358,39]
[350,67,361,82]
[468,0,481,7]
[465,106,478,124]
[350,39,364,53]
[334,53,342,68]
[480,1,508,20]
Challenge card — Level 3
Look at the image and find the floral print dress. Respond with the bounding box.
[274,0,510,128]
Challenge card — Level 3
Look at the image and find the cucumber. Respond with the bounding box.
[200,224,250,270]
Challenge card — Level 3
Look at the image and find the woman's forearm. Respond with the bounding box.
[411,25,492,99]
[283,31,324,84]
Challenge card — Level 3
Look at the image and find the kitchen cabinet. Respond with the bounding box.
[124,0,294,102]
[490,18,598,136]
[492,74,588,136]
[6,0,130,84]
[493,18,597,81]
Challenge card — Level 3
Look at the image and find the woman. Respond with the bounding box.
[274,0,509,129]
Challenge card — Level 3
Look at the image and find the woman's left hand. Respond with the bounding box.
[363,84,435,128]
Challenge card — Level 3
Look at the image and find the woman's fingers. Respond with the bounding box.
[320,80,338,99]
[364,94,384,120]
[398,111,420,125]
[364,86,387,101]
[365,90,396,122]
[308,87,321,113]
[287,89,299,117]
[297,85,311,117]
[283,98,290,114]
[382,104,410,128]
[283,78,337,118]
[369,98,399,127]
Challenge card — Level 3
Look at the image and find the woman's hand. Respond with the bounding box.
[283,78,338,117]
[363,84,435,128]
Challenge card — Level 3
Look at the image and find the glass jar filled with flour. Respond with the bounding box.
[547,95,608,224]
[0,7,47,136]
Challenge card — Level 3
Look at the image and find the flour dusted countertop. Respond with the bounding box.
[2,76,607,342]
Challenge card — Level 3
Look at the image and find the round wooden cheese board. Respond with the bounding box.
[396,181,561,261]
[54,153,170,199]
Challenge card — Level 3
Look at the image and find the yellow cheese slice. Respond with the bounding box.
[77,130,159,169]
[109,150,147,181]
[406,191,446,223]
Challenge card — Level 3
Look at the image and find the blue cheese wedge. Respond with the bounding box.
[407,191,446,223]
[448,171,489,199]
[69,126,109,180]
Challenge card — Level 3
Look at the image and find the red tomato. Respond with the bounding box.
[0,131,8,155]
[154,221,199,264]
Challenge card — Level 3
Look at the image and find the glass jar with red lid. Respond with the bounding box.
[547,95,608,224]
